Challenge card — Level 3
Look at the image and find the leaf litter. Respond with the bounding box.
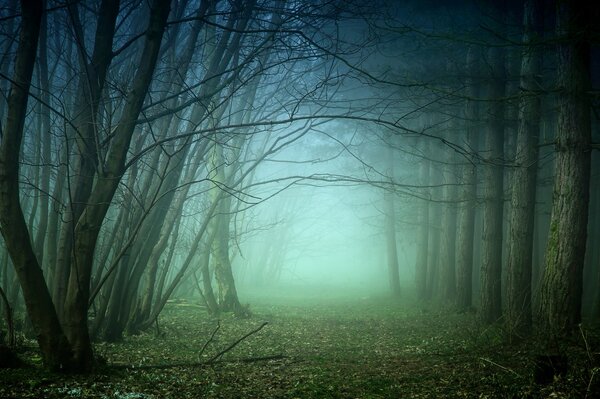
[1,291,600,398]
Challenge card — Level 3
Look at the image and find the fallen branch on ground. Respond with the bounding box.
[113,321,273,370]
[114,354,288,370]
[197,321,221,361]
[206,321,269,364]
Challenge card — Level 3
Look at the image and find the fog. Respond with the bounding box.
[229,127,421,292]
[0,1,599,393]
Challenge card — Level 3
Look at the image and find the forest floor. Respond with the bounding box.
[1,286,600,398]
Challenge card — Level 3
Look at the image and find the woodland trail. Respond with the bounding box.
[0,288,597,398]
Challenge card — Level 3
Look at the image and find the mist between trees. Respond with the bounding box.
[0,0,598,374]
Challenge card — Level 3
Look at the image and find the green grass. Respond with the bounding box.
[1,288,599,398]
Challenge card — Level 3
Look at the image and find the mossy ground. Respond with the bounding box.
[1,287,599,398]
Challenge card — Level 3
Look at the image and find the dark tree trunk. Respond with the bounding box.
[33,6,52,265]
[480,43,506,324]
[456,48,479,311]
[505,0,543,335]
[538,0,592,336]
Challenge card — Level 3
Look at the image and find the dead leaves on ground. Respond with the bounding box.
[1,294,599,398]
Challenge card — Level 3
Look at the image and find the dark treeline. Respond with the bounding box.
[0,0,598,373]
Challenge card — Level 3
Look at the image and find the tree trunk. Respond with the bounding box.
[0,0,17,123]
[207,133,245,315]
[415,141,430,300]
[426,193,441,300]
[480,44,506,324]
[212,200,244,315]
[33,6,52,265]
[200,243,220,315]
[505,0,543,335]
[456,48,479,311]
[385,141,400,297]
[537,0,592,336]
[440,135,457,302]
[0,0,74,371]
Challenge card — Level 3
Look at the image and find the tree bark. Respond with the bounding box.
[480,44,506,324]
[505,0,543,335]
[537,0,592,336]
[456,48,479,311]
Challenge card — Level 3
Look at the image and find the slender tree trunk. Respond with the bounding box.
[201,243,220,315]
[426,195,441,300]
[538,0,592,335]
[385,141,400,297]
[206,133,245,315]
[440,134,457,302]
[0,0,17,123]
[456,49,479,311]
[385,190,400,297]
[415,141,430,300]
[480,44,506,324]
[505,0,543,335]
[33,6,52,265]
[99,255,130,342]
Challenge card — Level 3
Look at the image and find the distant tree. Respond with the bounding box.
[385,135,401,297]
[426,158,442,300]
[479,26,507,324]
[415,140,430,301]
[439,124,458,302]
[455,47,480,312]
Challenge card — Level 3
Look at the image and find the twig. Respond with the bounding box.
[579,324,593,363]
[198,321,221,360]
[586,368,598,399]
[206,322,269,364]
[479,357,521,377]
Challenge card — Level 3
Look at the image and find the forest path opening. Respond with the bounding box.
[1,290,551,398]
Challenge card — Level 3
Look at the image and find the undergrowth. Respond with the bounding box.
[1,289,599,398]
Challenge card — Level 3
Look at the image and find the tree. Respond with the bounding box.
[0,0,73,371]
[479,31,506,324]
[0,0,170,371]
[455,47,479,312]
[385,136,401,297]
[414,141,430,301]
[505,0,543,335]
[537,0,593,335]
[439,125,458,302]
